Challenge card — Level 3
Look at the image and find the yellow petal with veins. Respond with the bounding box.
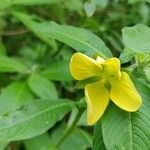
[103,58,121,79]
[85,81,109,125]
[110,72,142,112]
[70,52,101,80]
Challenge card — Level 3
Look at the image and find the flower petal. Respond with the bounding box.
[110,72,142,112]
[103,57,121,79]
[85,81,109,125]
[70,52,101,80]
[96,56,105,64]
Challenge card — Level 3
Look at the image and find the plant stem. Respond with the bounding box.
[56,109,84,147]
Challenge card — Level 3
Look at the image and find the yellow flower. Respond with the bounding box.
[70,52,142,125]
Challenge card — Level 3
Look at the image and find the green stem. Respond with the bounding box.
[56,109,84,147]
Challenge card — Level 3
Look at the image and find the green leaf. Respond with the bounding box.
[32,21,112,58]
[49,123,67,147]
[0,142,8,150]
[0,81,33,115]
[41,60,73,81]
[59,129,92,150]
[48,122,92,150]
[77,110,87,126]
[128,0,145,4]
[0,0,11,10]
[95,0,108,8]
[28,74,58,99]
[12,0,58,5]
[24,133,52,150]
[0,0,59,9]
[146,0,150,3]
[93,120,106,150]
[84,0,108,17]
[12,11,112,58]
[101,79,150,149]
[36,21,112,58]
[122,24,150,53]
[145,67,150,82]
[102,103,130,149]
[0,43,6,56]
[0,56,28,73]
[119,47,136,64]
[84,1,96,17]
[63,0,83,15]
[12,11,57,50]
[0,99,74,141]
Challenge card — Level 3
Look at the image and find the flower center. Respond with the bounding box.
[95,64,118,91]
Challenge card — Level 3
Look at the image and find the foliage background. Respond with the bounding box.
[0,0,150,150]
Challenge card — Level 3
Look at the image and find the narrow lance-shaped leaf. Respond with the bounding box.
[0,99,74,141]
[11,11,112,58]
[12,11,112,58]
[33,21,112,58]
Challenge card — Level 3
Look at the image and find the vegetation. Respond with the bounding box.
[0,0,150,149]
